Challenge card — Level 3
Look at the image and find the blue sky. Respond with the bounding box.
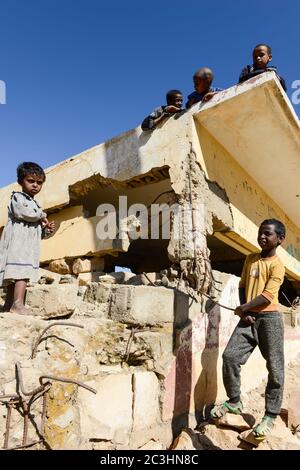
[0,0,299,187]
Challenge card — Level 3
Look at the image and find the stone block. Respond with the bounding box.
[78,374,133,444]
[72,257,105,274]
[109,286,189,326]
[218,413,254,431]
[78,272,105,286]
[99,272,135,284]
[26,284,79,318]
[48,258,72,274]
[170,428,203,450]
[133,371,160,430]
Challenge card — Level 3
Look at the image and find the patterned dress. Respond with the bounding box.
[0,191,47,286]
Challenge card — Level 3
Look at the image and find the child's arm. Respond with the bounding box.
[236,295,271,315]
[10,193,46,223]
[141,106,179,131]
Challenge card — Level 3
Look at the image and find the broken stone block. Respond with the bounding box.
[38,267,62,284]
[126,273,160,286]
[84,282,112,304]
[133,371,160,430]
[98,272,135,284]
[218,413,254,431]
[72,257,105,274]
[170,428,204,450]
[78,272,105,286]
[26,284,80,318]
[78,374,133,445]
[109,285,189,326]
[48,258,72,274]
[59,274,77,284]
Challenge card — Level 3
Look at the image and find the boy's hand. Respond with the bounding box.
[234,306,244,318]
[202,91,217,102]
[243,315,256,325]
[165,105,181,113]
[235,306,256,324]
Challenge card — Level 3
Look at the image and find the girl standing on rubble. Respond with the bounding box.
[0,162,55,315]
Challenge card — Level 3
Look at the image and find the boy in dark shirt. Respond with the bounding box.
[238,44,286,92]
[141,90,183,131]
[186,67,221,109]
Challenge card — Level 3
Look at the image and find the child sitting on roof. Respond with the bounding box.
[238,44,286,91]
[186,67,222,109]
[141,89,183,131]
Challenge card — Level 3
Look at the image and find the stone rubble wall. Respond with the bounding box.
[0,269,299,450]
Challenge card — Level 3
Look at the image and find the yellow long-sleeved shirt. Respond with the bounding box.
[239,253,285,312]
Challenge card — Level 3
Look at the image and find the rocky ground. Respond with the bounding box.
[172,354,300,450]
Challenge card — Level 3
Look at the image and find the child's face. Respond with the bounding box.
[169,94,183,109]
[253,46,272,69]
[193,76,212,94]
[21,173,44,197]
[257,224,284,251]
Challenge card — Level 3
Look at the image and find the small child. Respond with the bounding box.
[0,162,55,315]
[210,219,286,439]
[238,44,287,91]
[141,89,183,131]
[186,67,221,109]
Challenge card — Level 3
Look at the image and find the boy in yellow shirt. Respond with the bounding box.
[210,219,286,439]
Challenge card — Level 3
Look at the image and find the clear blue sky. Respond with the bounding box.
[0,0,299,187]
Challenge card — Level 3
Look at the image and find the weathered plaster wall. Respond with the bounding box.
[195,124,300,280]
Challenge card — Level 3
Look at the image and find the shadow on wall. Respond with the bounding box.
[171,290,192,436]
[170,293,221,435]
[194,300,221,423]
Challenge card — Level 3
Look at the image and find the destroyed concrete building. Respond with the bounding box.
[0,72,300,450]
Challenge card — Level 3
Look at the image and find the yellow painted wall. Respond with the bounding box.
[195,123,300,280]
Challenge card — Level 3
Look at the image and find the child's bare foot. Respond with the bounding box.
[9,301,31,315]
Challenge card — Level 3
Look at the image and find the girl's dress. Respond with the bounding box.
[0,191,47,286]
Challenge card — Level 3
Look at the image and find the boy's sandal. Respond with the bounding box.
[252,416,276,439]
[210,401,243,419]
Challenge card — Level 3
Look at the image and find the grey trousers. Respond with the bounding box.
[222,312,284,415]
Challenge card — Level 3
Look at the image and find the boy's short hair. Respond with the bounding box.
[261,219,286,237]
[254,44,272,55]
[166,89,182,104]
[193,67,214,81]
[17,162,46,183]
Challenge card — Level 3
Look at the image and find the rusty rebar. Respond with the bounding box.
[142,272,156,287]
[39,375,97,394]
[4,402,13,449]
[41,390,47,438]
[124,328,136,363]
[4,439,42,451]
[22,400,29,447]
[31,322,84,359]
